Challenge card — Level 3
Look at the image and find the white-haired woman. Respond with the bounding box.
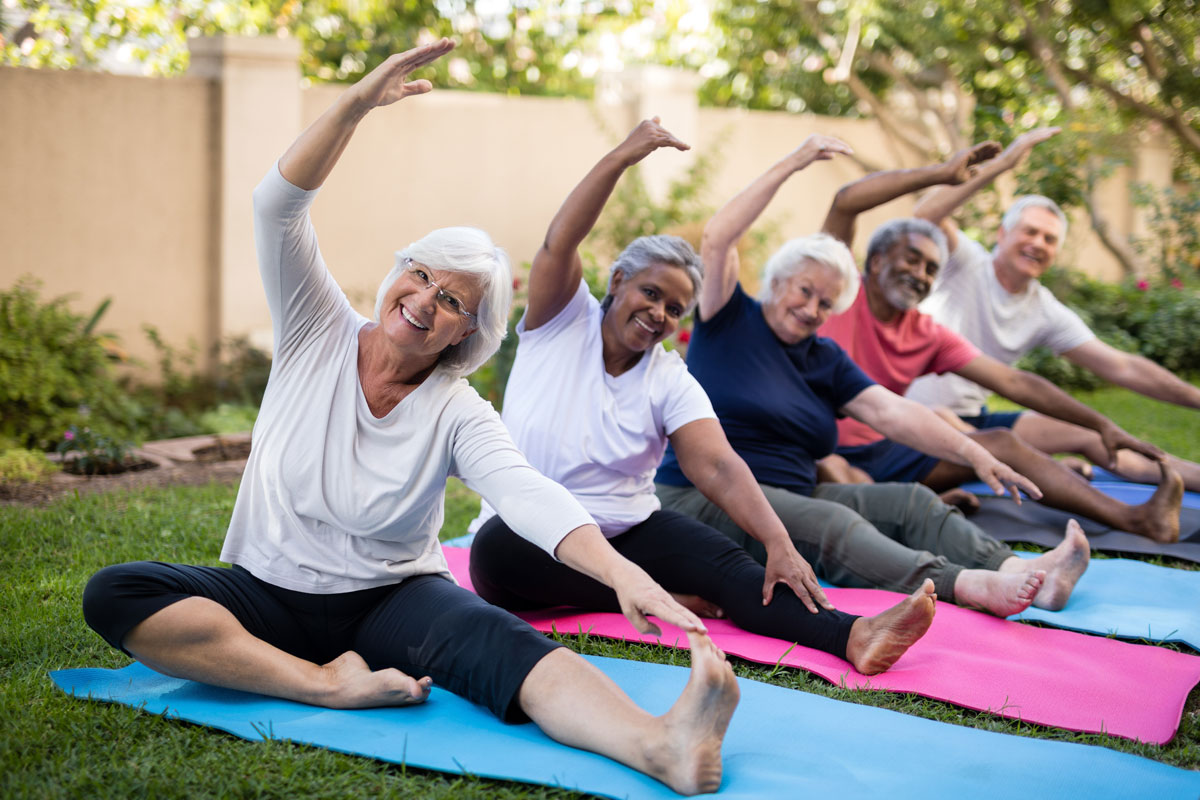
[656,137,1077,618]
[468,120,936,678]
[81,41,743,797]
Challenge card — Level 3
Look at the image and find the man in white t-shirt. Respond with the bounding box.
[907,127,1200,491]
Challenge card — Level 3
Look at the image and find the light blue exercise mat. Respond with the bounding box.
[52,656,1200,799]
[1010,553,1200,649]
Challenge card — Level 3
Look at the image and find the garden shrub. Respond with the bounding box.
[0,447,59,483]
[0,278,140,450]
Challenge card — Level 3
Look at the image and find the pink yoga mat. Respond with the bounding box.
[444,546,1200,744]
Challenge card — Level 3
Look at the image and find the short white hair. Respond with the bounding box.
[374,226,513,378]
[1001,195,1068,240]
[602,235,704,313]
[760,233,859,314]
[866,218,949,273]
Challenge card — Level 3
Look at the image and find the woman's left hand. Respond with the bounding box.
[763,542,835,612]
[611,563,707,637]
[348,38,457,113]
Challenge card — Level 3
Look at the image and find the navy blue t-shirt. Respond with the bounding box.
[657,284,874,495]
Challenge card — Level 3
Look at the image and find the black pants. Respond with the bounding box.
[83,561,562,721]
[469,509,857,659]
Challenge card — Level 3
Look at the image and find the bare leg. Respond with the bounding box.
[518,630,739,796]
[123,597,432,708]
[922,429,1183,543]
[953,569,1044,616]
[999,519,1091,611]
[1014,412,1200,492]
[844,580,937,675]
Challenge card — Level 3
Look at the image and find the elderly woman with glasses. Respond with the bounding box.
[655,138,1089,618]
[80,40,742,796]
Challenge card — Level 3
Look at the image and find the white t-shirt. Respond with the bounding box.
[472,280,716,537]
[220,164,593,593]
[905,234,1095,416]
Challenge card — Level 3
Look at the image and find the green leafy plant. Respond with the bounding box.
[0,447,60,483]
[55,425,133,476]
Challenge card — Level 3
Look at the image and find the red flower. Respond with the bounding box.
[1171,277,1184,289]
[1137,279,1149,291]
[512,277,521,290]
[677,328,692,344]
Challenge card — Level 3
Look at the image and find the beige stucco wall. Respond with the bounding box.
[0,66,215,370]
[0,40,1168,376]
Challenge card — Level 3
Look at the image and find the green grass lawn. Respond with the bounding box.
[3,385,1200,798]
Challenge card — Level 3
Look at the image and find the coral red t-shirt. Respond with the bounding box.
[821,285,980,446]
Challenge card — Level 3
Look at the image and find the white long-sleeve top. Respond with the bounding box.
[219,163,593,593]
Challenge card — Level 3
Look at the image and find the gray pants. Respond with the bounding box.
[655,481,1015,603]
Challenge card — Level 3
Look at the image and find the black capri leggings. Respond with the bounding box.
[82,561,562,721]
[469,509,858,660]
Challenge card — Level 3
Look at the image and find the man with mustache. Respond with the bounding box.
[907,128,1200,494]
[814,145,1184,542]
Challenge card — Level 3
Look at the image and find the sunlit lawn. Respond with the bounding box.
[3,384,1199,798]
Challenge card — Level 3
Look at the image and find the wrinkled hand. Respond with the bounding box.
[938,487,981,513]
[974,457,1042,504]
[942,141,1001,184]
[792,133,854,169]
[1099,422,1164,468]
[612,564,706,637]
[615,117,690,167]
[349,38,456,111]
[763,542,835,612]
[1003,126,1061,168]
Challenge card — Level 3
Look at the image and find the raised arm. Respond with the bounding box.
[956,355,1165,466]
[698,135,852,321]
[1063,339,1200,411]
[524,119,689,330]
[842,385,1043,502]
[821,142,1000,249]
[912,127,1060,251]
[277,39,455,190]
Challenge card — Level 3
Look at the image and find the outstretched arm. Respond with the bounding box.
[956,355,1164,467]
[671,419,834,612]
[698,135,852,321]
[524,119,689,331]
[821,142,999,249]
[278,39,456,190]
[842,385,1043,502]
[1063,339,1200,411]
[912,127,1060,251]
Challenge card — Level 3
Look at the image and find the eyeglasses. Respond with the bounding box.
[403,258,477,322]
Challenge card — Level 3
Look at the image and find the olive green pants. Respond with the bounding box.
[655,481,1015,603]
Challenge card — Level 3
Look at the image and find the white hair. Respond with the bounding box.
[865,218,949,273]
[374,226,513,378]
[602,235,704,313]
[760,232,859,314]
[1001,195,1068,240]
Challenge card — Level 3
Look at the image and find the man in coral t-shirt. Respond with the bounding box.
[814,147,1182,542]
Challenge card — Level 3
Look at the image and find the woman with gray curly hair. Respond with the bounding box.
[81,40,748,797]
[468,119,937,678]
[655,136,1084,619]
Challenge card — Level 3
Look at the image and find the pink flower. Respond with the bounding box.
[677,328,692,344]
[1137,279,1149,291]
[63,430,75,441]
[1171,277,1184,289]
[512,277,521,290]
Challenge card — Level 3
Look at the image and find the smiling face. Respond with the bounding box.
[763,260,845,345]
[602,262,695,364]
[869,232,942,311]
[993,206,1063,286]
[377,265,482,363]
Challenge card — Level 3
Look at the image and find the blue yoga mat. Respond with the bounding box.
[52,657,1200,799]
[1009,552,1200,649]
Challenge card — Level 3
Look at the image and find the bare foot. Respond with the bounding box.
[938,487,981,513]
[644,631,740,795]
[318,651,432,709]
[671,593,725,619]
[1128,462,1183,543]
[844,580,936,675]
[1004,520,1090,611]
[953,569,1044,617]
[1060,456,1094,481]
